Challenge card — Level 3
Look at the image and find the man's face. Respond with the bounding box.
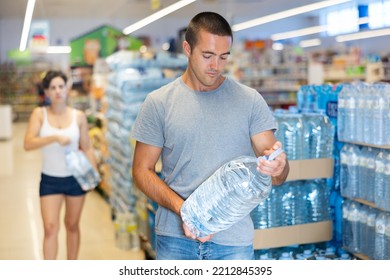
[184,29,232,91]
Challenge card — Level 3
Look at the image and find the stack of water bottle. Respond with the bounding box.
[340,143,390,209]
[105,51,187,249]
[254,242,354,260]
[251,179,330,229]
[273,108,334,160]
[342,200,390,259]
[337,82,390,146]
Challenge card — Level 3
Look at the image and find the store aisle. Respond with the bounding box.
[0,122,145,260]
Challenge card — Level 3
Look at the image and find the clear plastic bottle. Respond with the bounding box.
[250,199,268,229]
[357,147,367,200]
[366,207,379,259]
[374,149,386,209]
[278,252,294,260]
[355,82,367,143]
[363,84,375,144]
[306,179,330,223]
[267,186,283,228]
[342,144,361,199]
[180,150,280,237]
[302,112,334,159]
[337,84,347,142]
[383,151,390,212]
[342,199,352,250]
[372,83,390,145]
[374,212,387,260]
[281,182,297,226]
[274,112,304,160]
[344,84,357,142]
[358,204,369,256]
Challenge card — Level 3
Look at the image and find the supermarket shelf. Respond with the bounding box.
[340,140,390,150]
[342,196,387,213]
[253,221,332,250]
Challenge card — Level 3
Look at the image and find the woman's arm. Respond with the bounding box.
[77,110,98,170]
[24,107,69,151]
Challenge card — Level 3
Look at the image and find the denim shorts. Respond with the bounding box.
[156,235,255,260]
[39,173,86,197]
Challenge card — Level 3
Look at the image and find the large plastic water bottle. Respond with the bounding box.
[366,207,379,259]
[360,147,379,202]
[358,204,369,256]
[250,199,269,229]
[375,150,390,211]
[180,149,283,237]
[355,83,366,143]
[342,200,351,250]
[267,186,283,228]
[344,201,360,253]
[374,212,388,260]
[302,111,334,159]
[362,84,374,144]
[372,83,390,145]
[384,152,390,212]
[344,85,357,142]
[274,112,304,160]
[305,179,330,223]
[337,84,347,142]
[280,182,297,226]
[340,144,360,199]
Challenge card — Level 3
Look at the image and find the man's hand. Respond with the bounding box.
[182,223,214,243]
[257,141,287,177]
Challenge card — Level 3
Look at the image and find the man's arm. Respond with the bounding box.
[132,141,184,216]
[251,130,289,186]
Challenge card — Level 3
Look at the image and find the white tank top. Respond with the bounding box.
[39,107,80,177]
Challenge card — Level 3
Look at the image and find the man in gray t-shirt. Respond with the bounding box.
[132,12,289,260]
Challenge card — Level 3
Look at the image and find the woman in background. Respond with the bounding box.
[24,70,97,259]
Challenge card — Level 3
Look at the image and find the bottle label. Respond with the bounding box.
[376,223,385,234]
[326,101,338,118]
[376,161,385,173]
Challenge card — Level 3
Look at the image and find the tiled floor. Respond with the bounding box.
[0,122,145,260]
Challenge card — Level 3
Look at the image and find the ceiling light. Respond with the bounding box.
[19,0,36,51]
[232,0,352,32]
[123,0,197,35]
[272,26,327,41]
[270,16,370,41]
[299,38,322,48]
[336,27,390,42]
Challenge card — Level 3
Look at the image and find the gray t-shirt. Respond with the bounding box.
[132,76,276,246]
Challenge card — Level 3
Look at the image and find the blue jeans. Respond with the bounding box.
[156,235,255,260]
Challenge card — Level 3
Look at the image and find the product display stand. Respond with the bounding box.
[253,158,334,249]
[340,141,390,260]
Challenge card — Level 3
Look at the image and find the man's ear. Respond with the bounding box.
[182,40,191,57]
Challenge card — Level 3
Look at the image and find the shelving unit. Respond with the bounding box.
[238,63,308,108]
[253,158,334,249]
[0,63,48,122]
[340,141,390,260]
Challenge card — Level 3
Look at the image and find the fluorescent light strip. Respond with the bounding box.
[299,38,322,48]
[19,0,36,51]
[123,0,196,35]
[232,0,351,32]
[270,16,371,42]
[272,25,327,41]
[336,27,390,42]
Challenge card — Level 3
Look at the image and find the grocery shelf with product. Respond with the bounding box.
[101,50,187,253]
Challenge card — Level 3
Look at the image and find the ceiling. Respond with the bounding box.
[0,0,330,26]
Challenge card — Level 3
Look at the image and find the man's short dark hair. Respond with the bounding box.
[185,11,233,49]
